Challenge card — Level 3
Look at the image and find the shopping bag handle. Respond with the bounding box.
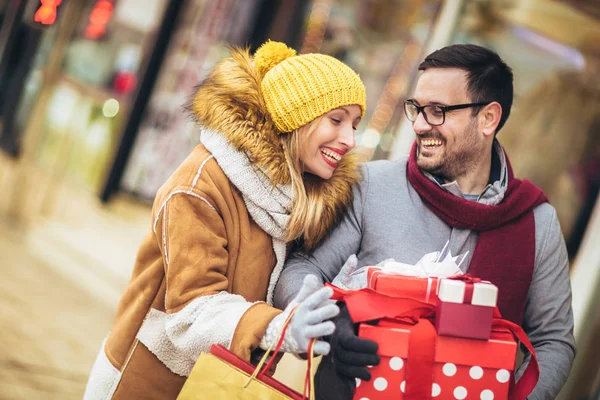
[302,339,316,400]
[245,307,316,399]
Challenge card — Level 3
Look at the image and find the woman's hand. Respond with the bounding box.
[261,275,339,355]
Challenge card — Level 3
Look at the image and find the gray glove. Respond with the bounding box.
[331,255,367,290]
[261,275,339,355]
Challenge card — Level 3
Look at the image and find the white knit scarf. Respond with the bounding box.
[200,128,293,305]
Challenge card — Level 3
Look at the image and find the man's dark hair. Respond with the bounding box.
[418,44,513,133]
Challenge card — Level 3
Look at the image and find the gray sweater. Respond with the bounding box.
[274,144,575,400]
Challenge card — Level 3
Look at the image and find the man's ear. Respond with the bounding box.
[481,102,502,137]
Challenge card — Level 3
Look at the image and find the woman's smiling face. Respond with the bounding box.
[299,105,362,179]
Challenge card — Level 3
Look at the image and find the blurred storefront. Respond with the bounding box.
[116,0,443,200]
[115,0,305,200]
[0,0,181,220]
[0,1,599,397]
[451,0,600,261]
[0,0,63,156]
[1,0,445,209]
[0,0,304,215]
[31,0,173,193]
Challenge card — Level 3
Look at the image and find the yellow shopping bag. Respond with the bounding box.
[177,307,315,400]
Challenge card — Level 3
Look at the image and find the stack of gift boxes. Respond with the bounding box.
[354,269,516,400]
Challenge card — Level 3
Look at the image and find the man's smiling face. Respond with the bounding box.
[410,68,487,181]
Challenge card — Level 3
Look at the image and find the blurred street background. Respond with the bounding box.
[0,0,599,399]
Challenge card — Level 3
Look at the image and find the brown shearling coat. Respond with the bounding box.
[84,47,361,399]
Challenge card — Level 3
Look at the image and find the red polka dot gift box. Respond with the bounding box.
[355,321,516,400]
[327,284,540,400]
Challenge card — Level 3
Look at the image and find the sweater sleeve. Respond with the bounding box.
[516,204,575,399]
[137,188,279,377]
[273,165,368,310]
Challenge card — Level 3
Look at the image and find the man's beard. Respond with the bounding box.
[419,119,482,181]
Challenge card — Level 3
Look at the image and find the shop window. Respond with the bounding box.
[0,0,61,156]
[120,0,265,200]
[29,0,170,192]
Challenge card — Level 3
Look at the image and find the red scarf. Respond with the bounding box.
[407,142,548,324]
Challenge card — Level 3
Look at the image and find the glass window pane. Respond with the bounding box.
[120,0,262,200]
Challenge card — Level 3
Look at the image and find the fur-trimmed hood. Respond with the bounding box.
[189,47,363,250]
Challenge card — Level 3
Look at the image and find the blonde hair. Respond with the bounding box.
[280,116,329,243]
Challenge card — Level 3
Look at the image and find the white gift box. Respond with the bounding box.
[437,279,498,306]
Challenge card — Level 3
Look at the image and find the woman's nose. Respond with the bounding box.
[338,124,356,150]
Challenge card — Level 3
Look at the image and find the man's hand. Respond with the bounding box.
[330,304,380,381]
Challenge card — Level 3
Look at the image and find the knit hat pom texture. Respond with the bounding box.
[254,41,297,77]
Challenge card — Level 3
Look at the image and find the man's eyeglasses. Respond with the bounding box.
[404,101,491,126]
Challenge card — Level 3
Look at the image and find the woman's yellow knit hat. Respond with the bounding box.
[255,41,366,134]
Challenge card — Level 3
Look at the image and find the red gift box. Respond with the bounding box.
[367,268,440,304]
[435,278,499,340]
[355,321,517,400]
[327,284,539,400]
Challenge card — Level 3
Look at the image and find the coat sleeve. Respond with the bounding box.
[516,204,575,399]
[143,187,280,375]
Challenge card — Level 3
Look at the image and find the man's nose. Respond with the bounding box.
[412,111,432,134]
